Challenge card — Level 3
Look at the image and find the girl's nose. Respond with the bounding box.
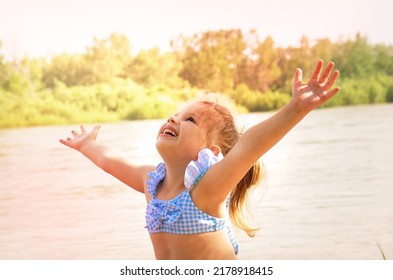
[167,115,179,124]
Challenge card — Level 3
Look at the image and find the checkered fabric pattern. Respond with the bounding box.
[145,150,239,254]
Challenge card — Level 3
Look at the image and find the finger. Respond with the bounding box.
[293,68,303,85]
[59,139,70,146]
[309,59,324,81]
[323,87,340,102]
[319,61,335,84]
[71,130,78,137]
[80,125,86,133]
[93,125,101,133]
[324,70,340,90]
[91,125,101,139]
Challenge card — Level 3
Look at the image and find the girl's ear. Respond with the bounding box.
[210,145,222,156]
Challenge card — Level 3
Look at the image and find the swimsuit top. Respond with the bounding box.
[145,148,239,255]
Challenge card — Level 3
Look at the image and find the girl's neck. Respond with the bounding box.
[161,159,187,191]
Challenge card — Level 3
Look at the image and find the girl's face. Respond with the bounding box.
[156,102,212,163]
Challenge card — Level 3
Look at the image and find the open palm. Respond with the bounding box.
[292,60,340,113]
[59,125,101,151]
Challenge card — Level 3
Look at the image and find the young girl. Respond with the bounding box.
[60,60,339,259]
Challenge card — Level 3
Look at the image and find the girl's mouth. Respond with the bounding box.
[162,128,178,137]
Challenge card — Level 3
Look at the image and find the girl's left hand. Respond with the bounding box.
[292,59,340,113]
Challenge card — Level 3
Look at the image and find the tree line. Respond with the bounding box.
[0,30,392,127]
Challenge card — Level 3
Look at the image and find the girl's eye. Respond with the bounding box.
[186,117,196,123]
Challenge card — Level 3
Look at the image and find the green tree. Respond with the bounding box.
[83,33,132,83]
[176,29,247,91]
[43,53,91,87]
[333,33,375,79]
[250,36,282,92]
[311,38,335,63]
[0,41,5,88]
[1,57,44,97]
[124,47,186,88]
[373,43,393,75]
[277,36,314,92]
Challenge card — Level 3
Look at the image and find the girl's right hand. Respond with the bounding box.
[59,125,101,151]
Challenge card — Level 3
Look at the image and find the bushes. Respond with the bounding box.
[0,79,200,127]
[229,83,291,112]
[230,75,393,113]
[322,75,393,108]
[386,84,393,102]
[1,74,392,128]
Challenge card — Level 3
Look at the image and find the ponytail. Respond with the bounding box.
[229,161,262,237]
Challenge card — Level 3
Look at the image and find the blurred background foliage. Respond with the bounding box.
[0,30,392,127]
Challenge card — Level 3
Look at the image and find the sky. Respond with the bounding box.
[0,0,392,60]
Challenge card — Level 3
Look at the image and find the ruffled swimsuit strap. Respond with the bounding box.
[146,162,166,197]
[184,148,223,189]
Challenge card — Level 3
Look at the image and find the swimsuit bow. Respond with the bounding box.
[145,200,182,231]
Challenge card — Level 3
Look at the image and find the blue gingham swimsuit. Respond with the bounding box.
[145,149,239,255]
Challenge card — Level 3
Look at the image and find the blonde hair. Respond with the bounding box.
[196,93,262,237]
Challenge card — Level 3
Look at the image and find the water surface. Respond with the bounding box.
[1,104,392,259]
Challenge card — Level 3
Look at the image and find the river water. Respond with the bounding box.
[1,104,392,259]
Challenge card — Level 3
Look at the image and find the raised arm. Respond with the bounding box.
[204,60,340,201]
[59,125,153,193]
